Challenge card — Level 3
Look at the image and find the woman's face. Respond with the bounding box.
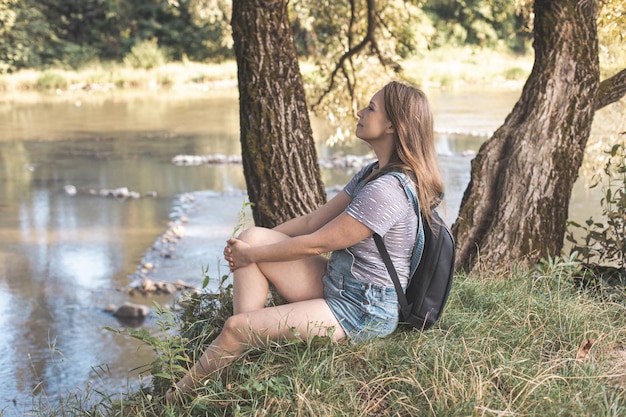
[355,89,392,142]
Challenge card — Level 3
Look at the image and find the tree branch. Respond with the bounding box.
[375,10,411,65]
[595,67,626,111]
[312,0,401,109]
[312,37,371,109]
[313,0,376,109]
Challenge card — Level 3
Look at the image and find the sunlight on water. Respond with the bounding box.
[58,246,113,289]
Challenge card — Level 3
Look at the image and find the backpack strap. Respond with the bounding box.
[371,172,424,321]
[384,172,424,276]
[352,161,378,196]
[352,164,426,319]
[374,233,411,320]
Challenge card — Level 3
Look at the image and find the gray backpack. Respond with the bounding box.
[357,163,455,330]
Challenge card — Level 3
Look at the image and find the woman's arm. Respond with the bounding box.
[272,191,352,237]
[228,211,371,269]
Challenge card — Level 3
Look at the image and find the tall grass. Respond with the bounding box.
[20,257,625,417]
[401,46,532,90]
[0,61,238,97]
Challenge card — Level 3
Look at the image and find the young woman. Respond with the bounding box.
[166,81,444,401]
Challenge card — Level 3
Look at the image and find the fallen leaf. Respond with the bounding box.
[576,338,596,361]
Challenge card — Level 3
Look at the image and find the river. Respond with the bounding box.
[0,85,622,414]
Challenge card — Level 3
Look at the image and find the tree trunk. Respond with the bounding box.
[452,0,601,271]
[231,0,326,228]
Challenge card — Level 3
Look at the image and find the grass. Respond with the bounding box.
[0,60,239,101]
[17,258,626,416]
[401,46,533,90]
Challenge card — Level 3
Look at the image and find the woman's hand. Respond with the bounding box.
[224,237,252,271]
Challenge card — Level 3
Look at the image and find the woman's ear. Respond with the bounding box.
[386,124,395,135]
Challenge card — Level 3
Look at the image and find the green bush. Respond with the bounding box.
[35,70,68,90]
[58,43,100,70]
[503,66,527,80]
[567,140,626,292]
[123,38,166,70]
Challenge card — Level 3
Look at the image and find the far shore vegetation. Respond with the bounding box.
[0,47,533,102]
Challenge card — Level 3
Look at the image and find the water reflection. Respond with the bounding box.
[0,88,622,414]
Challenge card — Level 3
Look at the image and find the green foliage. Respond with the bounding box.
[0,0,538,78]
[292,0,435,69]
[153,0,233,62]
[59,43,101,70]
[503,66,528,80]
[35,71,69,90]
[566,141,626,282]
[0,0,617,76]
[231,199,254,238]
[138,273,232,399]
[123,38,166,70]
[423,0,532,52]
[0,0,52,73]
[598,0,626,75]
[0,0,232,72]
[126,307,190,395]
[178,269,234,350]
[0,0,17,50]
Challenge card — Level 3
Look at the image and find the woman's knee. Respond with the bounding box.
[237,226,286,246]
[221,314,251,344]
[222,313,271,349]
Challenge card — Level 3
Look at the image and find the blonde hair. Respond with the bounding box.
[380,81,444,225]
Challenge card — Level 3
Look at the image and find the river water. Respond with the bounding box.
[0,85,622,414]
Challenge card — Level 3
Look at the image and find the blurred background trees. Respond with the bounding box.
[0,0,535,74]
[0,0,233,72]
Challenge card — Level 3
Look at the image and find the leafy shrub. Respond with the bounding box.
[58,43,99,70]
[123,38,166,70]
[566,140,626,291]
[118,268,234,400]
[503,66,527,80]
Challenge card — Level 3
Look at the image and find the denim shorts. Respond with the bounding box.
[323,249,400,343]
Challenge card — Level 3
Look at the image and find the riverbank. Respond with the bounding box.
[27,262,626,417]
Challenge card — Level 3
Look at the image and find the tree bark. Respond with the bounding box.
[452,0,604,271]
[595,68,626,111]
[231,0,326,228]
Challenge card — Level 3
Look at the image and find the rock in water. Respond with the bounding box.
[112,302,150,319]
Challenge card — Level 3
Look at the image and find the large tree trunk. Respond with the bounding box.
[452,0,601,271]
[231,0,326,228]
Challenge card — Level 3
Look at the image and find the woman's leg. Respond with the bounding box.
[166,227,336,402]
[172,298,346,395]
[230,227,328,314]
